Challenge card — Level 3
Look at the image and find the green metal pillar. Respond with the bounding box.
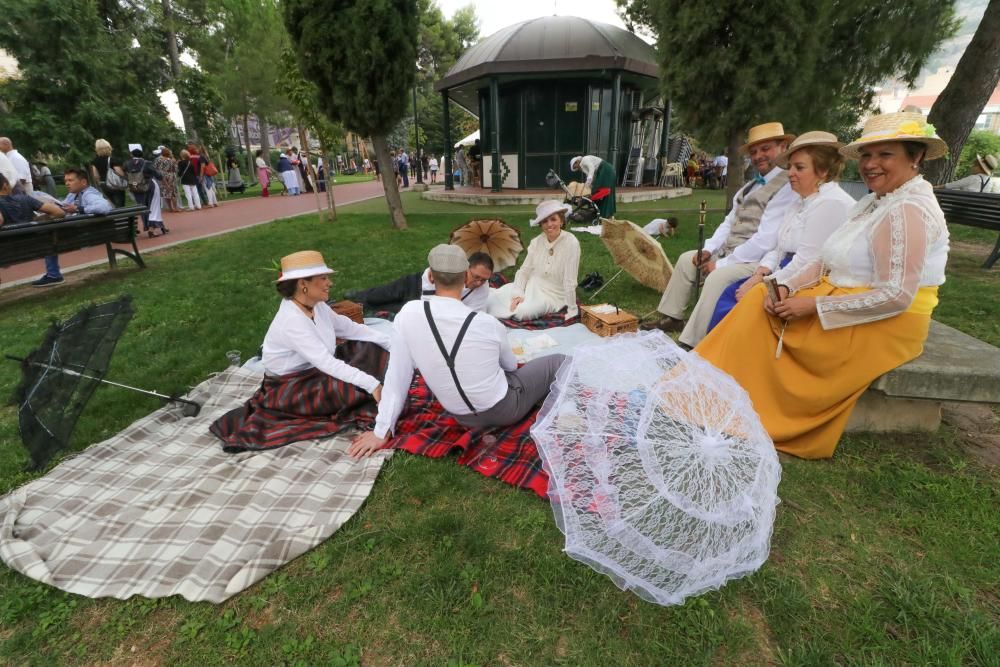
[442,91,454,190]
[658,98,671,182]
[609,71,622,174]
[490,76,502,192]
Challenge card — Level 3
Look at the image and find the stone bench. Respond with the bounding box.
[846,320,1000,433]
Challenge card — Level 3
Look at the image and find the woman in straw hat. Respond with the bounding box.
[210,251,392,452]
[706,131,856,332]
[942,153,999,193]
[487,200,581,322]
[697,111,950,459]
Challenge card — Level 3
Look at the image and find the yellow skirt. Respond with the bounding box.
[695,280,936,459]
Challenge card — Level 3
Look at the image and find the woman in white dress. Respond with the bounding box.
[698,111,950,460]
[488,200,581,321]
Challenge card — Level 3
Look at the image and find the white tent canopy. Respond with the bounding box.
[454,129,480,148]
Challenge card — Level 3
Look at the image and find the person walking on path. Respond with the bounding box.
[177,150,202,210]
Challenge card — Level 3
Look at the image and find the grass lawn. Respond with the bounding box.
[0,190,998,665]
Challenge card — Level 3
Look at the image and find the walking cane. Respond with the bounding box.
[694,199,707,300]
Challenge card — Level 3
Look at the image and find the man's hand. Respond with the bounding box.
[348,431,389,459]
[736,267,770,301]
[510,296,524,311]
[691,250,711,267]
[372,384,382,403]
[62,203,78,214]
[701,260,716,276]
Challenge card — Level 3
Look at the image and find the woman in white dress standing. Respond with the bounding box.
[488,200,581,321]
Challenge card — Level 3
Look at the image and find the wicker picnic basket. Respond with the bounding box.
[581,304,638,337]
[330,300,364,323]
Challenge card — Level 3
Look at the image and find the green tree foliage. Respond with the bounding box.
[283,0,419,229]
[954,129,1000,178]
[618,1,959,199]
[175,66,230,153]
[0,0,183,165]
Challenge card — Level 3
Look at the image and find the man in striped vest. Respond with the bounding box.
[642,122,800,349]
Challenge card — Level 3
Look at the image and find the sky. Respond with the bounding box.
[436,0,640,38]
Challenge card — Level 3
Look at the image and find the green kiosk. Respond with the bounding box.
[436,16,667,193]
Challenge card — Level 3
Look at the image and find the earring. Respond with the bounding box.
[911,164,918,170]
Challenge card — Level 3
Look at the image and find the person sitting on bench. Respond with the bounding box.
[345,251,494,313]
[348,244,566,458]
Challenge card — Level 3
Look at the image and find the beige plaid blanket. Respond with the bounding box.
[0,366,390,603]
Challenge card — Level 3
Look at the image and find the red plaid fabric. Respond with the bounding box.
[497,308,580,330]
[211,341,389,453]
[389,373,549,498]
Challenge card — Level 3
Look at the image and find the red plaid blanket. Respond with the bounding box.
[389,373,549,498]
[211,341,388,453]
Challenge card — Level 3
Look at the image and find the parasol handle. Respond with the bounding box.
[5,355,202,415]
[587,268,625,301]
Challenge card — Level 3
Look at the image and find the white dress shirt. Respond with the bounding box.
[5,149,32,187]
[943,174,999,193]
[420,268,489,311]
[713,155,729,176]
[759,181,855,285]
[374,296,517,438]
[262,300,391,393]
[704,167,799,269]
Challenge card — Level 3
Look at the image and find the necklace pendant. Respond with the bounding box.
[548,248,554,256]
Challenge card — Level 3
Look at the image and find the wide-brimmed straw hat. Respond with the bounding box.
[530,200,573,227]
[775,131,844,168]
[739,122,795,153]
[276,250,335,282]
[976,154,998,174]
[840,112,948,160]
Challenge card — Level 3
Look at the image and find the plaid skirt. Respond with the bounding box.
[210,340,389,453]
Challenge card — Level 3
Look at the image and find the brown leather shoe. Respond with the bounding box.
[640,316,686,333]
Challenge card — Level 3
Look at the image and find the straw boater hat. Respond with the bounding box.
[530,199,573,227]
[775,131,844,168]
[739,122,795,153]
[276,250,335,282]
[840,111,948,160]
[976,154,998,174]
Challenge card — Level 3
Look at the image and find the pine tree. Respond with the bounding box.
[283,0,419,230]
[618,0,959,202]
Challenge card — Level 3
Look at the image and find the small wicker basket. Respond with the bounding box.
[330,300,364,324]
[581,304,638,337]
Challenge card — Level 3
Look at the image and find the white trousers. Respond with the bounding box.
[204,184,218,206]
[149,180,163,222]
[656,249,755,347]
[183,184,202,210]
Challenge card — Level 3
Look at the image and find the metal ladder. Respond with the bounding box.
[621,120,647,188]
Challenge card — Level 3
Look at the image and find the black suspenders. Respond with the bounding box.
[423,300,479,415]
[422,288,473,300]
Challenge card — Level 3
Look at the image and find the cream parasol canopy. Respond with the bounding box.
[600,218,673,292]
[450,218,524,272]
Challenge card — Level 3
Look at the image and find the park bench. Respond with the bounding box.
[847,320,1000,433]
[0,206,148,285]
[934,189,1000,269]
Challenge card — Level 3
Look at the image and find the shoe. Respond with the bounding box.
[161,227,170,234]
[640,316,686,333]
[32,275,65,288]
[148,230,155,238]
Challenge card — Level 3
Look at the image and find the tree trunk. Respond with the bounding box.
[373,134,407,229]
[260,117,272,157]
[925,0,1000,184]
[320,138,337,220]
[162,0,198,142]
[724,127,742,214]
[242,113,255,185]
[299,125,324,219]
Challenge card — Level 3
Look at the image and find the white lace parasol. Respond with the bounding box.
[530,331,781,606]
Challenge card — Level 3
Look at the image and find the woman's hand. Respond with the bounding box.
[372,384,382,403]
[348,431,389,458]
[763,285,790,316]
[772,295,816,321]
[736,268,769,302]
[510,296,524,311]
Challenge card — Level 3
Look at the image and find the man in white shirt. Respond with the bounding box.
[349,245,565,458]
[0,137,33,194]
[713,153,729,188]
[345,252,494,313]
[642,122,799,349]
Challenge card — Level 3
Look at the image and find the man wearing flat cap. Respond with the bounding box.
[349,244,566,458]
[642,122,799,348]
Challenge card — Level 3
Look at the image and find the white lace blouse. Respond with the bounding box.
[760,181,855,286]
[781,176,949,330]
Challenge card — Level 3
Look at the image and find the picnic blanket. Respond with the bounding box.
[390,373,549,498]
[0,366,391,603]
